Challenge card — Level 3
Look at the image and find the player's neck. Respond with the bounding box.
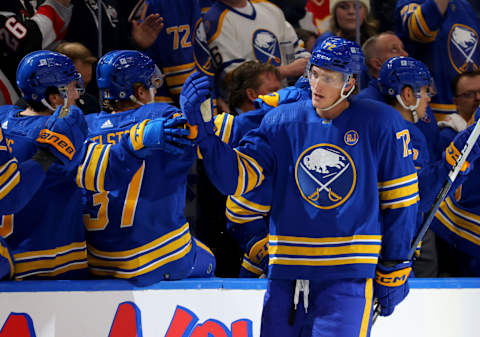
[315,100,349,120]
[222,0,248,8]
[394,103,415,123]
[20,107,53,116]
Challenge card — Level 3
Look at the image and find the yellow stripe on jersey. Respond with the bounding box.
[378,183,419,202]
[270,234,382,244]
[208,10,229,43]
[437,197,480,236]
[89,242,192,279]
[270,243,381,257]
[81,144,111,192]
[0,239,14,279]
[121,162,145,228]
[378,173,418,189]
[233,149,264,196]
[407,5,437,42]
[431,104,457,114]
[270,257,379,266]
[0,159,20,200]
[241,258,264,275]
[162,63,196,74]
[14,241,87,277]
[129,120,150,151]
[194,238,214,256]
[154,96,175,104]
[88,223,191,259]
[165,70,195,87]
[214,113,235,144]
[230,195,271,213]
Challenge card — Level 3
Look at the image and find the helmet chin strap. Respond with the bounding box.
[317,81,356,112]
[395,94,420,123]
[41,98,56,112]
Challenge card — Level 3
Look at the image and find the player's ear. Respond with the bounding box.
[246,88,258,103]
[48,92,62,108]
[400,86,414,104]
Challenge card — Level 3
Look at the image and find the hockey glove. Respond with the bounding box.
[180,71,214,142]
[254,86,306,111]
[128,116,193,157]
[36,105,87,172]
[444,124,480,175]
[239,234,269,278]
[437,113,467,132]
[374,261,412,317]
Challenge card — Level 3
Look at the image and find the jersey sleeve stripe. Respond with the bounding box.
[193,238,214,256]
[207,9,229,43]
[221,114,235,144]
[406,5,437,42]
[226,209,264,224]
[379,182,419,201]
[378,172,418,189]
[380,194,419,210]
[95,144,111,192]
[241,258,264,275]
[270,234,382,245]
[435,202,480,247]
[226,197,266,216]
[76,143,95,189]
[0,159,20,200]
[438,197,480,235]
[229,195,271,213]
[235,153,247,195]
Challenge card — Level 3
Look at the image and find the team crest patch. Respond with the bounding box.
[448,24,479,73]
[295,144,356,209]
[344,130,359,146]
[252,29,281,66]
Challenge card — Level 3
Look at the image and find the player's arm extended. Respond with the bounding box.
[395,0,445,43]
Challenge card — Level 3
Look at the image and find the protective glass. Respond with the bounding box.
[308,67,348,89]
[58,73,85,98]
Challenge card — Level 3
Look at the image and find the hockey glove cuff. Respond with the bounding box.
[180,71,215,142]
[128,116,193,157]
[36,105,87,172]
[374,261,412,317]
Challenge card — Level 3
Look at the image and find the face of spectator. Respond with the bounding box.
[335,2,367,33]
[454,75,480,122]
[255,72,281,97]
[74,60,93,87]
[377,34,408,64]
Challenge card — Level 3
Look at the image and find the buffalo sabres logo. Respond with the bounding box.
[344,130,359,146]
[448,24,479,73]
[193,18,214,76]
[252,29,281,66]
[295,144,356,209]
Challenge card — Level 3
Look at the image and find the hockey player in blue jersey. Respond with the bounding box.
[395,0,480,117]
[378,56,480,277]
[0,50,183,280]
[83,50,215,286]
[183,36,419,336]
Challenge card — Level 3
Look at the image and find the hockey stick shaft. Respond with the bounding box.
[372,118,480,325]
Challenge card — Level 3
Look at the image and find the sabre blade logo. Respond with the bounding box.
[252,29,281,66]
[295,144,356,209]
[449,24,479,73]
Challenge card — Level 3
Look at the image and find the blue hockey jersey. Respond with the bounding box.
[395,0,480,117]
[84,103,214,285]
[141,0,202,104]
[0,105,144,280]
[199,98,419,280]
[0,236,13,280]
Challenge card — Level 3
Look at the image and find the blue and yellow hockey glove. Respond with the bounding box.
[254,86,307,111]
[374,261,412,317]
[444,124,480,175]
[239,234,269,278]
[128,116,193,157]
[180,71,215,142]
[36,105,87,171]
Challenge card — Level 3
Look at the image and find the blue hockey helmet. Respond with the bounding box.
[309,36,363,78]
[378,56,434,97]
[16,50,81,102]
[96,50,163,100]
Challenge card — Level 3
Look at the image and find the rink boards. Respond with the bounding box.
[0,278,478,337]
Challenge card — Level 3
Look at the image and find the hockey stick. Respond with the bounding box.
[371,117,480,325]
